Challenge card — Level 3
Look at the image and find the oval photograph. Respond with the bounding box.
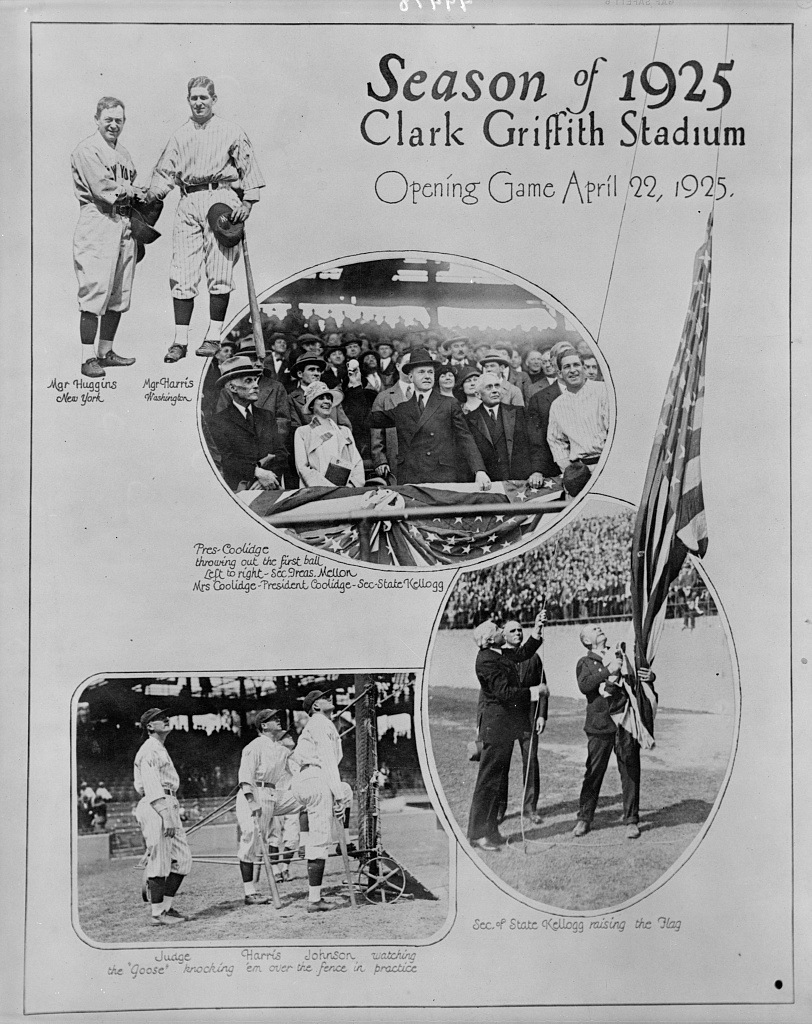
[199,252,613,567]
[424,496,738,912]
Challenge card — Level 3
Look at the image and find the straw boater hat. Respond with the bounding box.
[302,380,339,412]
[479,349,511,367]
[216,355,261,386]
[293,353,326,375]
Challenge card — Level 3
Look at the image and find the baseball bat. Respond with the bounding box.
[241,227,266,361]
[336,817,357,908]
[255,814,283,910]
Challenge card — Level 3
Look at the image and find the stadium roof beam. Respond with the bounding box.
[261,258,552,320]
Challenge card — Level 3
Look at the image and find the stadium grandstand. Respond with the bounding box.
[76,672,420,846]
[440,511,714,629]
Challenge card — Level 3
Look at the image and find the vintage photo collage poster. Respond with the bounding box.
[1,0,810,1019]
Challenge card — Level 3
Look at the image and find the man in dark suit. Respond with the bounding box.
[375,338,399,389]
[467,612,547,852]
[466,373,545,485]
[369,348,490,487]
[447,336,477,373]
[207,356,287,492]
[497,621,550,826]
[262,332,295,392]
[370,352,413,482]
[573,626,655,840]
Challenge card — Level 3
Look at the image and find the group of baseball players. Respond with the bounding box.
[134,690,353,926]
[71,76,262,379]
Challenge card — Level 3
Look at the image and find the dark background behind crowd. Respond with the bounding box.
[76,674,422,836]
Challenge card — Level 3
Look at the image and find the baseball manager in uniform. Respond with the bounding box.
[289,690,354,913]
[133,709,193,926]
[147,76,265,363]
[71,96,145,379]
[236,709,302,905]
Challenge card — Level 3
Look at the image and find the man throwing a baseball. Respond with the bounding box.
[71,96,144,378]
[147,76,264,363]
[133,709,193,925]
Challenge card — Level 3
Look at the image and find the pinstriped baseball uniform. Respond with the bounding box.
[547,380,610,468]
[133,736,193,878]
[71,133,138,315]
[148,115,264,299]
[236,735,300,863]
[290,713,352,857]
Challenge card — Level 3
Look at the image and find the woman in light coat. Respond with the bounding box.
[294,380,365,489]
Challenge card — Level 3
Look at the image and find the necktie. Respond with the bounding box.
[245,405,255,432]
[490,407,497,423]
[418,393,425,412]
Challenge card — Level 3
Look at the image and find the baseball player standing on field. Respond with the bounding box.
[146,76,265,363]
[133,709,193,926]
[71,97,145,379]
[289,690,354,913]
[236,708,303,906]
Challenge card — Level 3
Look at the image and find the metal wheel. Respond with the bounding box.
[357,855,407,904]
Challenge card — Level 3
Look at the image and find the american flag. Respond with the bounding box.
[245,481,564,566]
[630,214,713,715]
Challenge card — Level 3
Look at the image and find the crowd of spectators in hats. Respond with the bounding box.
[198,301,609,495]
[441,513,714,629]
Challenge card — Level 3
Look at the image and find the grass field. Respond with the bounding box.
[426,686,735,912]
[78,806,449,945]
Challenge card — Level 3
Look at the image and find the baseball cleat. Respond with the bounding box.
[306,900,332,913]
[626,824,641,839]
[150,913,182,926]
[572,821,591,837]
[164,344,187,363]
[97,350,136,367]
[244,892,271,905]
[81,357,106,378]
[195,340,220,357]
[162,908,188,919]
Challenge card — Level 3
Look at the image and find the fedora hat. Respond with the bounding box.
[216,355,261,386]
[402,347,439,372]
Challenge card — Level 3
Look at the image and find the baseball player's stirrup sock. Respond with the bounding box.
[147,876,166,917]
[205,293,229,341]
[80,311,98,349]
[172,298,193,346]
[163,871,184,911]
[97,311,121,356]
[240,859,258,895]
[307,858,326,903]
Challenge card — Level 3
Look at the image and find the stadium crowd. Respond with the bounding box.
[199,302,609,496]
[441,513,713,628]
